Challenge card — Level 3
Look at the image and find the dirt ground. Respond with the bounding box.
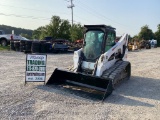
[0,48,160,120]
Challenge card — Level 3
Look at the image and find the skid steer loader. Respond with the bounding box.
[46,25,131,101]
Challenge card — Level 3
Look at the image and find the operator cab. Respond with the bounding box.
[78,25,116,74]
[82,25,116,62]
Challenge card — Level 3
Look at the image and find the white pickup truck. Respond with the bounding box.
[0,30,22,46]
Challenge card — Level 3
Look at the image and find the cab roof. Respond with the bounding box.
[84,25,116,31]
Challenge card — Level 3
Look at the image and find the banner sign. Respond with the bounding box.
[25,54,47,83]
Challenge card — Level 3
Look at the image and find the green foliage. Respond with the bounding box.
[155,24,160,46]
[0,45,10,51]
[32,15,83,42]
[46,16,71,39]
[59,20,71,39]
[130,35,139,43]
[32,26,45,40]
[20,33,32,39]
[70,24,83,42]
[0,25,33,38]
[132,35,139,41]
[138,25,154,40]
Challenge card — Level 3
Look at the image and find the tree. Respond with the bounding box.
[58,20,71,39]
[32,15,84,41]
[42,16,71,40]
[155,24,160,47]
[132,35,139,41]
[70,24,83,42]
[47,16,62,39]
[138,25,154,40]
[32,26,46,40]
[20,33,32,39]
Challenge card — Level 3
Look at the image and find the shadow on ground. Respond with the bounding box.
[117,76,160,100]
[37,84,103,102]
[106,76,160,107]
[36,76,160,107]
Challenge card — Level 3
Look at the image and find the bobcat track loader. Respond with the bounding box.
[46,25,131,101]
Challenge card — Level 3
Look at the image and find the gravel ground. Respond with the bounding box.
[0,48,160,120]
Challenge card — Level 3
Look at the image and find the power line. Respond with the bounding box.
[0,12,79,24]
[0,2,89,26]
[75,2,112,22]
[0,12,51,20]
[0,3,80,24]
[0,2,132,34]
[0,3,69,15]
[74,14,91,24]
[75,1,138,35]
[77,1,126,27]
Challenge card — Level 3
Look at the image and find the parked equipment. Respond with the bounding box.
[128,40,140,51]
[46,25,131,100]
[52,39,69,53]
[149,39,157,48]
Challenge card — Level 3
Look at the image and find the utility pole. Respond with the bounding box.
[67,0,75,26]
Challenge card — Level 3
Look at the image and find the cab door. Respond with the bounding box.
[104,31,116,52]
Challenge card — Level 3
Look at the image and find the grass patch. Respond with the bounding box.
[0,46,10,51]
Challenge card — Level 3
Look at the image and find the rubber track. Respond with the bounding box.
[102,61,129,85]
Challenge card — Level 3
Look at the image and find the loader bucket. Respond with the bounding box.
[46,68,113,100]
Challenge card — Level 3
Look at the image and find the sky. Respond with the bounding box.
[0,0,159,36]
